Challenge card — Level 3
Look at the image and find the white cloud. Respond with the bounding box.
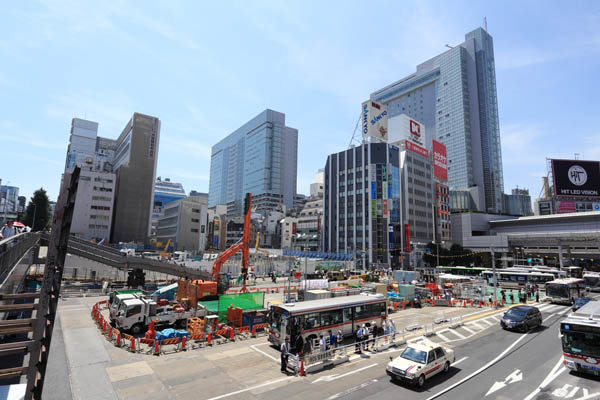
[0,121,66,150]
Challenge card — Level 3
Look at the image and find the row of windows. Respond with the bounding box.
[302,303,386,330]
[93,186,112,192]
[90,215,109,220]
[88,224,109,229]
[92,196,112,202]
[91,205,110,211]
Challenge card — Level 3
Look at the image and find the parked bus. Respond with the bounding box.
[436,266,488,277]
[268,294,387,349]
[545,278,586,305]
[583,272,600,292]
[482,270,555,288]
[561,301,600,376]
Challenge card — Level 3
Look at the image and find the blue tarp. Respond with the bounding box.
[155,328,190,341]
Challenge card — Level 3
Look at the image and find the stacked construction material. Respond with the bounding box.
[186,317,205,337]
[226,305,243,328]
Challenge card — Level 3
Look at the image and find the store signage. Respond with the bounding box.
[406,140,429,157]
[432,140,448,181]
[552,159,600,198]
[362,100,388,141]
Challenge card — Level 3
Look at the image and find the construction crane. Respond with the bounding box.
[253,232,271,262]
[160,239,172,260]
[211,193,252,293]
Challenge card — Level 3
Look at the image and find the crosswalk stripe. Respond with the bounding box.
[469,322,484,330]
[461,326,476,335]
[481,318,494,326]
[449,330,466,339]
[436,332,451,342]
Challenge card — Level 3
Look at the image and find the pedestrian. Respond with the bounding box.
[319,335,327,352]
[536,289,540,303]
[328,330,336,350]
[294,331,304,356]
[509,291,514,304]
[362,324,369,350]
[355,325,362,353]
[383,320,390,342]
[0,220,18,239]
[389,319,397,341]
[281,337,290,373]
[336,330,343,349]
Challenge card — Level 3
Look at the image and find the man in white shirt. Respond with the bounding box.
[0,221,17,239]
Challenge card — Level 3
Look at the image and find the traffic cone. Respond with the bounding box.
[207,333,212,345]
[299,359,306,376]
[230,328,235,341]
[108,326,113,339]
[181,335,187,351]
[116,332,121,347]
[251,326,256,338]
[154,340,160,356]
[131,337,136,353]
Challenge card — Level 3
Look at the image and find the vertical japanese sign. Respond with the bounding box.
[383,199,388,217]
[404,223,411,253]
[433,140,448,181]
[362,100,388,142]
[388,224,394,250]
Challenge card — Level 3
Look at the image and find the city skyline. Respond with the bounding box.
[2,1,599,205]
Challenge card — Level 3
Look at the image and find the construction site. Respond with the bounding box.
[0,173,556,399]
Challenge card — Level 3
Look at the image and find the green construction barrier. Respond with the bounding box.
[217,292,265,322]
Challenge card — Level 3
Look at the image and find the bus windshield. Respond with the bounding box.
[270,307,286,334]
[546,285,569,298]
[584,276,599,287]
[562,331,600,358]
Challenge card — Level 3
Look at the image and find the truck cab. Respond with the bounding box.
[116,297,157,334]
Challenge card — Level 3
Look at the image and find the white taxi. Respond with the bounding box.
[386,339,455,387]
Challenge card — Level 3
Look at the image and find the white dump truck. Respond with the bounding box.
[115,297,206,334]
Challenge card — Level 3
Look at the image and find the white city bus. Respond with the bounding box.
[482,270,555,289]
[545,278,586,305]
[268,294,387,348]
[583,272,600,292]
[561,301,600,376]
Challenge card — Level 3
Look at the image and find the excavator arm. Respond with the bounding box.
[210,193,252,293]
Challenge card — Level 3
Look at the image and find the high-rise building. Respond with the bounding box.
[64,118,117,242]
[504,188,533,216]
[324,142,403,268]
[208,109,298,216]
[111,113,161,244]
[371,27,504,213]
[63,114,160,244]
[0,184,19,214]
[152,177,186,239]
[156,195,208,252]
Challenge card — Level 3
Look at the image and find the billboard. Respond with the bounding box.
[388,114,425,145]
[362,100,388,142]
[405,140,429,158]
[552,159,600,198]
[432,140,448,181]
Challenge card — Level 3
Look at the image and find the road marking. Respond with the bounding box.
[453,356,468,366]
[469,322,484,330]
[461,326,476,335]
[490,315,500,321]
[449,330,466,339]
[436,332,451,342]
[206,376,295,400]
[425,327,531,400]
[250,344,279,362]
[312,363,378,383]
[326,379,378,400]
[485,369,523,396]
[523,357,566,400]
[481,318,494,326]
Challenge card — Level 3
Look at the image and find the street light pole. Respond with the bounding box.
[436,241,440,267]
[491,247,498,305]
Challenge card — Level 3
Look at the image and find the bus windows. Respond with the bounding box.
[343,308,352,323]
[321,310,343,326]
[304,313,320,330]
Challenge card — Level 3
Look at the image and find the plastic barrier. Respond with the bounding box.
[434,311,448,324]
[449,315,463,329]
[424,323,436,337]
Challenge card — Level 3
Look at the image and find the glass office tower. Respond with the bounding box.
[371,27,504,213]
[208,109,298,216]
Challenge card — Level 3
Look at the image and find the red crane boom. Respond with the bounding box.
[211,193,251,293]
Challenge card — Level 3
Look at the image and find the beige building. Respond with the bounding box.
[156,196,208,252]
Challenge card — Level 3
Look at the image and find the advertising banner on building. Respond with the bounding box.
[405,140,429,158]
[556,201,576,214]
[552,159,600,198]
[371,182,376,200]
[432,140,448,181]
[383,199,388,217]
[362,100,388,142]
[371,200,377,217]
[382,182,388,200]
[388,114,425,145]
[388,224,394,250]
[404,223,411,253]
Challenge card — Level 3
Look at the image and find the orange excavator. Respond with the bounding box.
[211,193,252,294]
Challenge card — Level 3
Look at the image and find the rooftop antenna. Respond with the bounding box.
[484,17,488,31]
[348,112,362,148]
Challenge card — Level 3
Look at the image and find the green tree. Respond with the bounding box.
[23,188,52,231]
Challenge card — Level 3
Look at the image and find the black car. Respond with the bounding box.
[500,306,542,332]
[572,297,592,311]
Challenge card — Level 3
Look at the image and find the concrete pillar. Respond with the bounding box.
[558,245,564,269]
[502,253,508,268]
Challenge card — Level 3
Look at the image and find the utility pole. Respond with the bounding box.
[436,242,440,267]
[491,247,498,305]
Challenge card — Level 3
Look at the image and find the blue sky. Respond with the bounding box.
[2,1,599,203]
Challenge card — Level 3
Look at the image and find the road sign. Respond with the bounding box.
[486,369,523,396]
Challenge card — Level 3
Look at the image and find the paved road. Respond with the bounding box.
[232,302,600,400]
